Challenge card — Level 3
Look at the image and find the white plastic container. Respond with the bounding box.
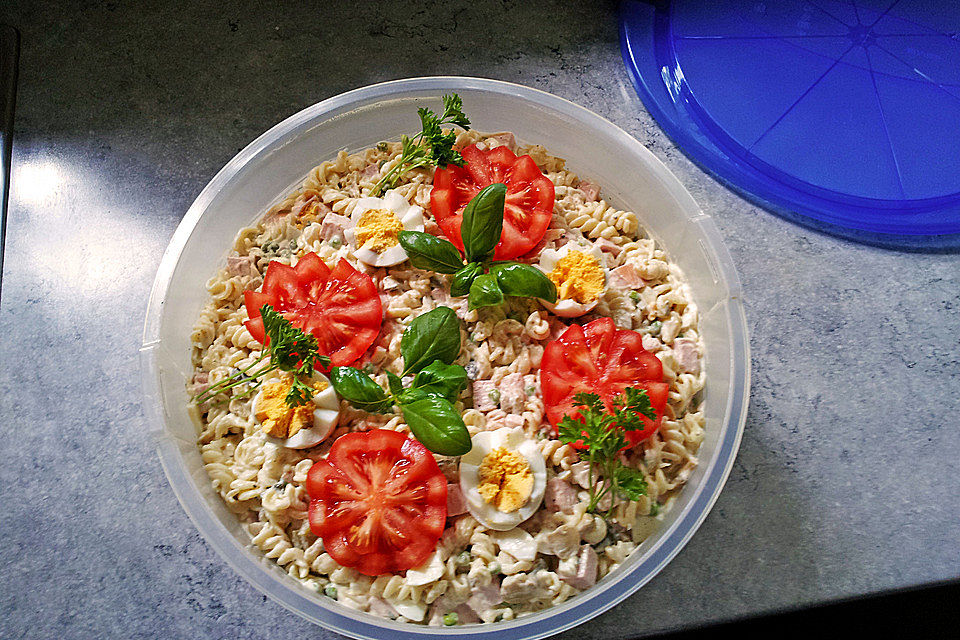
[140,77,750,640]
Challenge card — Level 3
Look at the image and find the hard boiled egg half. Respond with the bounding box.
[459,427,546,531]
[344,189,424,267]
[252,372,339,449]
[537,242,606,318]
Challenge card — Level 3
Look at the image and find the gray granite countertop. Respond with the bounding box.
[1,1,958,639]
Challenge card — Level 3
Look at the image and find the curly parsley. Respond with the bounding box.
[192,305,330,408]
[557,388,654,515]
[372,94,471,195]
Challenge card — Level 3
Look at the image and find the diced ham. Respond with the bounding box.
[227,255,256,277]
[487,132,517,152]
[430,288,452,306]
[499,373,525,413]
[545,478,578,513]
[607,263,645,290]
[472,380,498,411]
[466,581,503,614]
[361,163,380,179]
[673,337,701,374]
[424,217,442,236]
[503,414,524,429]
[453,604,480,624]
[579,180,601,202]
[558,545,598,590]
[596,237,622,257]
[446,483,468,517]
[319,213,351,240]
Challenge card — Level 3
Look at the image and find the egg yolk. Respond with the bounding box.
[548,250,604,303]
[355,208,404,252]
[477,448,534,513]
[255,378,326,439]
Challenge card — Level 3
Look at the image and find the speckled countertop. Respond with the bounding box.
[1,2,958,639]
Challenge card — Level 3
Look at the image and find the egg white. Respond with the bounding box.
[537,242,606,318]
[459,427,546,531]
[343,189,424,267]
[251,371,340,449]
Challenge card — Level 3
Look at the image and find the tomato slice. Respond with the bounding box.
[306,430,448,576]
[431,144,555,260]
[540,318,668,446]
[243,254,382,368]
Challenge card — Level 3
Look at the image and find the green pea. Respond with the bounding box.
[629,290,641,303]
[649,502,660,517]
[488,389,501,405]
[455,551,471,566]
[330,236,342,249]
[648,320,662,336]
[443,612,459,626]
[525,385,537,396]
[377,141,389,152]
[489,561,501,575]
[324,585,337,598]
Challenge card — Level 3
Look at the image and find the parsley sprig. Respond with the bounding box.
[371,94,471,195]
[192,305,330,408]
[557,388,654,515]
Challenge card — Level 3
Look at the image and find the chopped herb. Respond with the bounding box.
[629,290,640,303]
[324,585,337,598]
[525,385,537,396]
[488,561,501,575]
[455,551,471,567]
[376,141,389,152]
[557,387,653,515]
[647,320,662,336]
[649,502,660,517]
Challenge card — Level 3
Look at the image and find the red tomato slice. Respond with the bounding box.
[306,430,448,576]
[540,317,668,446]
[431,144,555,260]
[243,254,382,368]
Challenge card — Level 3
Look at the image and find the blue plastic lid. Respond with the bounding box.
[620,0,960,239]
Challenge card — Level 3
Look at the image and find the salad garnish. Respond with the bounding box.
[193,305,330,408]
[329,306,472,456]
[371,94,471,196]
[557,388,652,515]
[400,184,558,310]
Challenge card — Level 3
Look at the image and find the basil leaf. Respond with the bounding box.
[386,371,404,396]
[400,395,472,456]
[490,262,558,303]
[329,367,393,413]
[450,262,483,297]
[468,273,504,310]
[460,183,506,263]
[400,306,462,374]
[408,362,468,404]
[399,231,465,274]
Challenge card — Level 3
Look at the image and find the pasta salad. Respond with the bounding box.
[188,95,704,626]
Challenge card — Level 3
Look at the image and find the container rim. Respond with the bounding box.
[141,75,750,640]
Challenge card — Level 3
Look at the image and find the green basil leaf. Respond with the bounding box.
[386,371,404,396]
[450,262,483,297]
[400,395,472,456]
[408,362,468,404]
[460,183,506,263]
[400,306,462,374]
[329,367,393,413]
[489,262,558,303]
[399,231,465,274]
[468,273,504,310]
